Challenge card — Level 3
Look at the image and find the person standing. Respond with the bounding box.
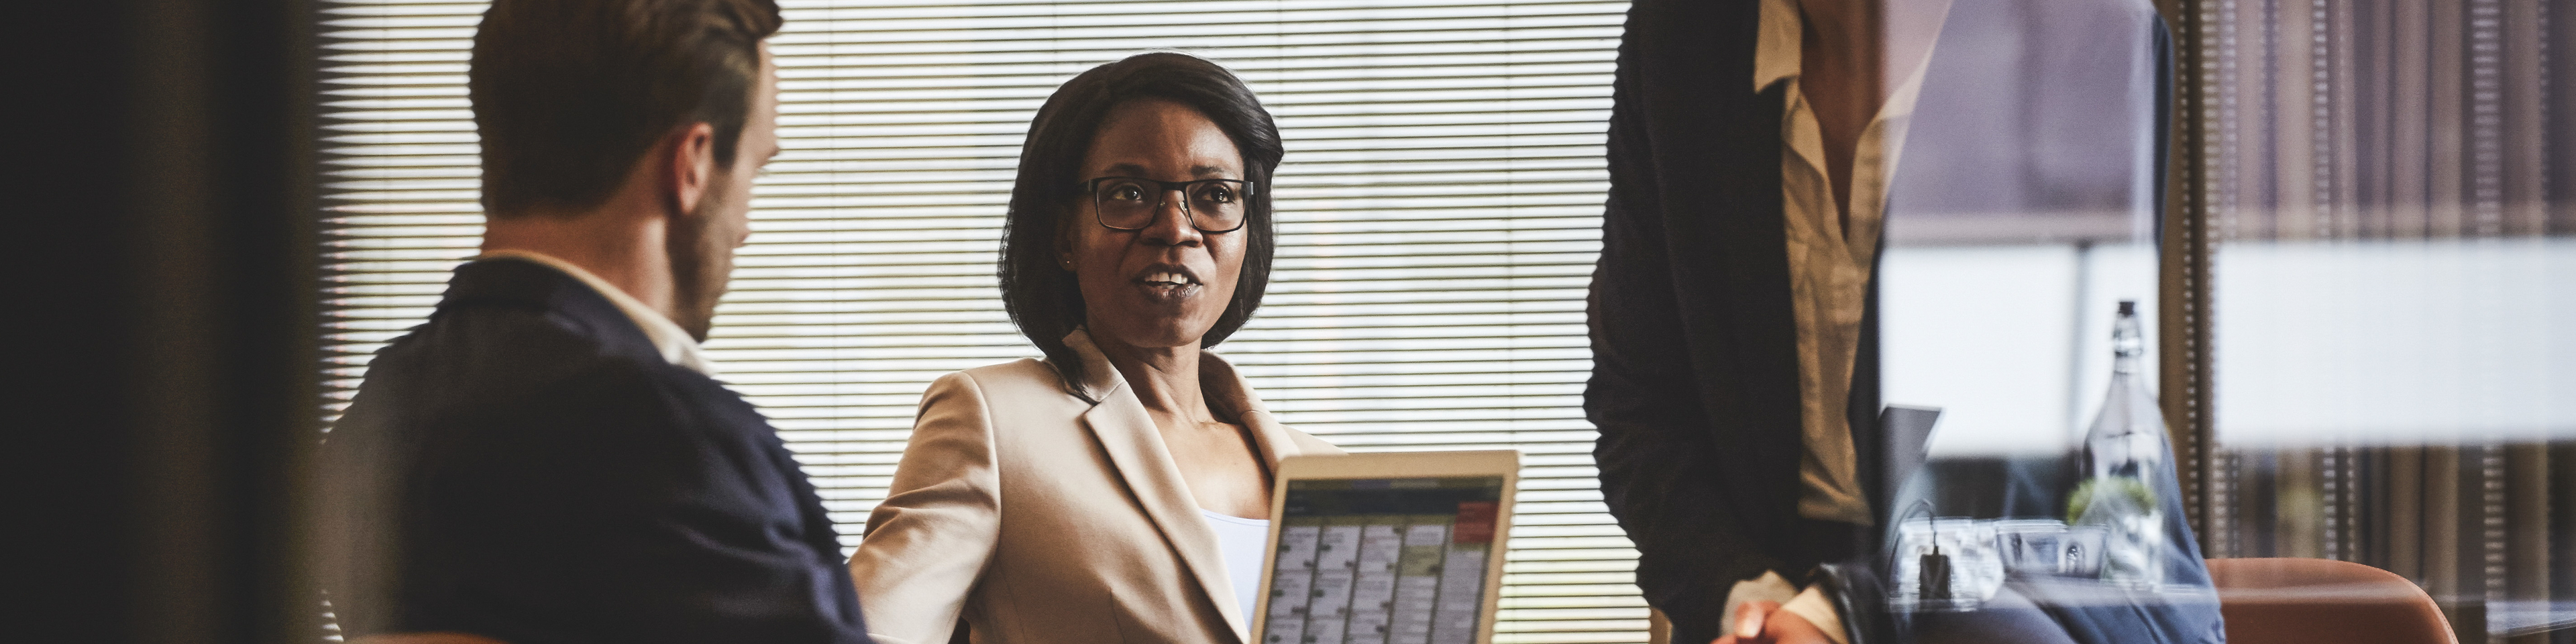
[1590,0,2217,642]
[315,1,871,642]
[1585,0,1949,642]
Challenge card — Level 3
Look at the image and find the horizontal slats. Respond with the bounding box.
[315,0,1640,640]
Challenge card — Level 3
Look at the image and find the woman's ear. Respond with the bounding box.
[1055,207,1081,272]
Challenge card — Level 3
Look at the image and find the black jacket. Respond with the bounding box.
[1585,1,1886,642]
[318,258,870,644]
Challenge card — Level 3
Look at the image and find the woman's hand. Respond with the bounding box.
[1711,600,1832,644]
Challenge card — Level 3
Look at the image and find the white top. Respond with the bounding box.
[1199,508,1272,625]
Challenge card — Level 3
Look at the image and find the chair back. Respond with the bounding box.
[2207,557,2457,644]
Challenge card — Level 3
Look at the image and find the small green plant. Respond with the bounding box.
[2066,476,2157,525]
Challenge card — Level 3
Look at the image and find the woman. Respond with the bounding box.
[847,52,1341,644]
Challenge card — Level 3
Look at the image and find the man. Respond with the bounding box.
[315,1,871,642]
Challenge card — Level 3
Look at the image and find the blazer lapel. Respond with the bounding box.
[1064,331,1250,643]
[1199,350,1305,474]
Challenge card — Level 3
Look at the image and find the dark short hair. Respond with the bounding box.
[998,52,1286,390]
[469,0,783,216]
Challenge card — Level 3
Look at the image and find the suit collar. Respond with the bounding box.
[1060,328,1125,403]
[1061,329,1302,473]
[439,258,666,368]
[1198,353,1303,476]
[475,250,715,375]
[1061,329,1301,643]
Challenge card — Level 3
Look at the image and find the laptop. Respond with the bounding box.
[1252,450,1520,644]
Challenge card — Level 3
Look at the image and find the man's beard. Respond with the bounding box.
[665,182,737,342]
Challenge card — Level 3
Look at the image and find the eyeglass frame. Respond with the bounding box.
[1077,176,1258,233]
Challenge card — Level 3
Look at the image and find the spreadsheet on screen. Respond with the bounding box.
[1260,477,1504,644]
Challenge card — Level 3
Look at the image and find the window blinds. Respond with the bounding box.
[315,1,1639,641]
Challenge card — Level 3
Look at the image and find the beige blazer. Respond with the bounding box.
[849,330,1342,644]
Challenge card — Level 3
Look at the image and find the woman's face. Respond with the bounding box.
[1061,98,1248,352]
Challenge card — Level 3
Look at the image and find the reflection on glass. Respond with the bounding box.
[2194,0,2575,639]
[2077,302,2167,589]
[1880,0,2167,458]
[1874,0,2225,641]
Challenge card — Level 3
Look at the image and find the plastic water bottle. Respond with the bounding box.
[2073,301,2167,588]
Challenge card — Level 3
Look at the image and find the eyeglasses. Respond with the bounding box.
[1080,176,1255,233]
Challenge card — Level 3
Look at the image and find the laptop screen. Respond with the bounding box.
[1260,476,1506,644]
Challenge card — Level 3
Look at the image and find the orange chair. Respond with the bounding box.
[1652,558,2455,644]
[2206,557,2458,644]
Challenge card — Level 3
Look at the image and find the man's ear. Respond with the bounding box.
[666,122,718,217]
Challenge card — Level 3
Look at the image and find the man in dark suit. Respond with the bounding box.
[315,1,871,642]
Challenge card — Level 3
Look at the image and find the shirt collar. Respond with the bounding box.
[476,249,716,376]
[1752,0,1942,111]
[1754,0,1805,92]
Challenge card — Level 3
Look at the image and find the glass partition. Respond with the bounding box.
[2188,1,2575,641]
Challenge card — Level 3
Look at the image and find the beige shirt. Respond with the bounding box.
[1725,0,1941,640]
[476,250,715,376]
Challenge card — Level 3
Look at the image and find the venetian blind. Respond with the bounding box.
[315,1,1639,641]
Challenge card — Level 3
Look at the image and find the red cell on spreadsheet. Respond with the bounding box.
[1452,502,1497,543]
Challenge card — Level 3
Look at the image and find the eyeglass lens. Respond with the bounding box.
[1093,178,1248,231]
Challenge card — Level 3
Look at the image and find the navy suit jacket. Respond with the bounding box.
[319,258,870,644]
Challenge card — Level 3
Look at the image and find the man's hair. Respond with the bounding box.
[469,0,782,216]
[996,52,1285,396]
